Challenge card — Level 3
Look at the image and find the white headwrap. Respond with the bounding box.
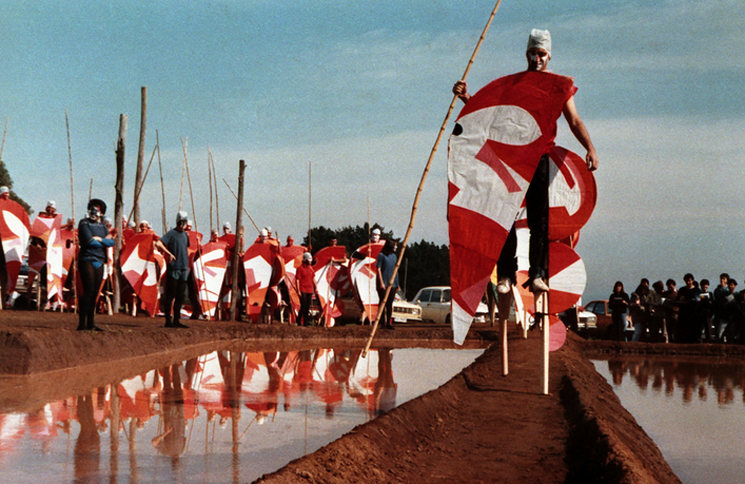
[527,29,551,57]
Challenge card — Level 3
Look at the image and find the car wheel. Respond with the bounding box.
[445,314,451,326]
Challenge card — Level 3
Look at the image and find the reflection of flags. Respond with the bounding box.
[192,242,228,318]
[448,71,576,344]
[0,199,31,294]
[349,241,385,322]
[120,233,164,316]
[313,246,351,328]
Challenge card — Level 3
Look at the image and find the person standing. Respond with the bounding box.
[294,252,317,327]
[77,198,114,331]
[452,29,598,296]
[376,239,399,330]
[155,211,191,329]
[608,281,629,341]
[676,273,701,344]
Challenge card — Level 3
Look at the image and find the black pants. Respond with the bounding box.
[377,287,397,326]
[78,260,104,329]
[297,292,313,326]
[497,154,549,282]
[164,275,187,325]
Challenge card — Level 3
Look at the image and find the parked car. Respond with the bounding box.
[558,306,597,335]
[412,286,491,325]
[582,299,633,339]
[339,291,423,324]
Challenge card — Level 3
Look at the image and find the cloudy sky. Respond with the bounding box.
[1,0,743,300]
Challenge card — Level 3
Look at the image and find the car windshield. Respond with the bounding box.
[418,290,431,303]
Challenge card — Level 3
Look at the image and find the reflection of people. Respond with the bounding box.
[295,253,317,327]
[155,211,191,329]
[74,392,101,483]
[453,29,598,295]
[373,348,397,416]
[376,239,399,329]
[77,199,114,331]
[154,364,187,459]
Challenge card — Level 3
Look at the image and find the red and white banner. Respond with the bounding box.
[313,246,351,327]
[349,241,385,322]
[243,242,281,321]
[192,241,229,318]
[27,214,65,304]
[448,71,576,344]
[281,245,305,323]
[0,199,31,295]
[120,233,164,316]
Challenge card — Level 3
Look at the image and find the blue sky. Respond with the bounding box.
[1,0,743,300]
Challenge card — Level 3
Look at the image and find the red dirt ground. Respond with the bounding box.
[0,311,692,483]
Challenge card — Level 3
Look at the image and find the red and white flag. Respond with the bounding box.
[27,214,65,304]
[313,246,351,327]
[192,241,228,318]
[120,233,164,316]
[243,242,281,321]
[0,198,31,295]
[448,71,576,344]
[349,241,385,322]
[281,245,306,323]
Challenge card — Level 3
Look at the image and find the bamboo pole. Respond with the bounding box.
[363,0,504,356]
[222,178,260,233]
[126,143,158,225]
[113,114,128,314]
[156,131,167,233]
[65,111,78,313]
[0,117,8,162]
[307,161,312,249]
[207,149,213,232]
[178,137,187,212]
[229,160,246,321]
[133,87,147,225]
[210,151,220,232]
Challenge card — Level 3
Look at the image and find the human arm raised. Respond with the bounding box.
[452,80,471,104]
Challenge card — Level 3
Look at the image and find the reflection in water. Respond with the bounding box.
[0,347,480,483]
[594,357,745,484]
[603,358,745,405]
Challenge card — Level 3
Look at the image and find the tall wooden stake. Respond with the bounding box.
[229,160,246,321]
[156,131,167,233]
[113,114,128,314]
[133,87,147,225]
[363,0,504,356]
[65,111,78,313]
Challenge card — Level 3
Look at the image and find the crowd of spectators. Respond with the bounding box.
[606,273,742,344]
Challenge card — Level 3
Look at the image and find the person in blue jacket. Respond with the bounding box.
[77,198,114,331]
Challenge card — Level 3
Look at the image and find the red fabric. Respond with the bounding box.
[448,71,576,325]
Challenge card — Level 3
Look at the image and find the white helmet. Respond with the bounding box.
[176,211,188,225]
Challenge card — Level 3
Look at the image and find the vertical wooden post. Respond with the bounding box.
[228,160,245,321]
[133,87,147,225]
[538,291,549,395]
[113,114,127,314]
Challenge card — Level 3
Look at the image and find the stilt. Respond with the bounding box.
[537,290,549,395]
[497,289,512,376]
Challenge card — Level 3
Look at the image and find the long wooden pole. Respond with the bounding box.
[113,114,128,314]
[222,179,260,233]
[363,0,504,356]
[210,151,220,231]
[133,87,147,224]
[0,118,8,162]
[308,161,312,249]
[126,143,158,225]
[64,111,78,313]
[229,160,246,321]
[207,149,214,232]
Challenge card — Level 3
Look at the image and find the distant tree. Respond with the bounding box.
[0,159,32,214]
[400,240,449,299]
[304,223,394,254]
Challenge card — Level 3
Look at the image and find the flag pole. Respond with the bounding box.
[363,0,504,356]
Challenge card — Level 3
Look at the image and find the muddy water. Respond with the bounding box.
[0,347,483,483]
[592,357,745,484]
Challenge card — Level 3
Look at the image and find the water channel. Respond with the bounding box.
[592,357,745,484]
[0,347,483,483]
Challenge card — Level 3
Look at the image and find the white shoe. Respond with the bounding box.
[496,277,512,294]
[530,277,549,294]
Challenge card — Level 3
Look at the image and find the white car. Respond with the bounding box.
[412,286,491,325]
